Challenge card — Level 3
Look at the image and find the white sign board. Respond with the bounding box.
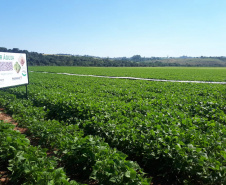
[0,52,29,88]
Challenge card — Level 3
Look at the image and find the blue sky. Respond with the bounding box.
[1,0,226,57]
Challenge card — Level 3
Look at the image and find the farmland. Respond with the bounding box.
[0,67,226,184]
[29,66,226,82]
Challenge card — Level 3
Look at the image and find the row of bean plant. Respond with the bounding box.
[0,121,80,185]
[1,71,226,184]
[0,90,150,185]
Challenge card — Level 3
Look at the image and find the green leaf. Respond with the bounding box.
[130,169,137,179]
[6,136,12,142]
[109,177,117,183]
[125,170,130,178]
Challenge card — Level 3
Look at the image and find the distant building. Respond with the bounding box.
[179,55,192,58]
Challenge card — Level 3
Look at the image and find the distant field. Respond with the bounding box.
[29,66,226,82]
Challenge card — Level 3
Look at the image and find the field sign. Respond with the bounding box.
[0,52,29,88]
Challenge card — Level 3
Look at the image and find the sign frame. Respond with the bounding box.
[0,52,29,89]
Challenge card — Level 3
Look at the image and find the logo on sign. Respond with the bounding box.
[22,70,27,76]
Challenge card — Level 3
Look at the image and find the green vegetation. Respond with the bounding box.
[1,68,225,184]
[0,121,80,185]
[1,47,226,67]
[30,66,226,82]
[0,75,151,184]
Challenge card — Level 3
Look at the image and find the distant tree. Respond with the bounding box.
[1,47,226,67]
[0,47,7,52]
[131,55,142,62]
[12,48,20,52]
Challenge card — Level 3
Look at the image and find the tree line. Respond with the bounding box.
[0,47,225,67]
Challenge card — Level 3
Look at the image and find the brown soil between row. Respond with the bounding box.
[0,108,13,185]
[0,108,98,185]
[0,108,162,185]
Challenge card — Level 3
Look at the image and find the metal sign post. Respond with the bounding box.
[26,85,28,99]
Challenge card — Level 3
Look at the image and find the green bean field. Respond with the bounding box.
[0,67,225,184]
